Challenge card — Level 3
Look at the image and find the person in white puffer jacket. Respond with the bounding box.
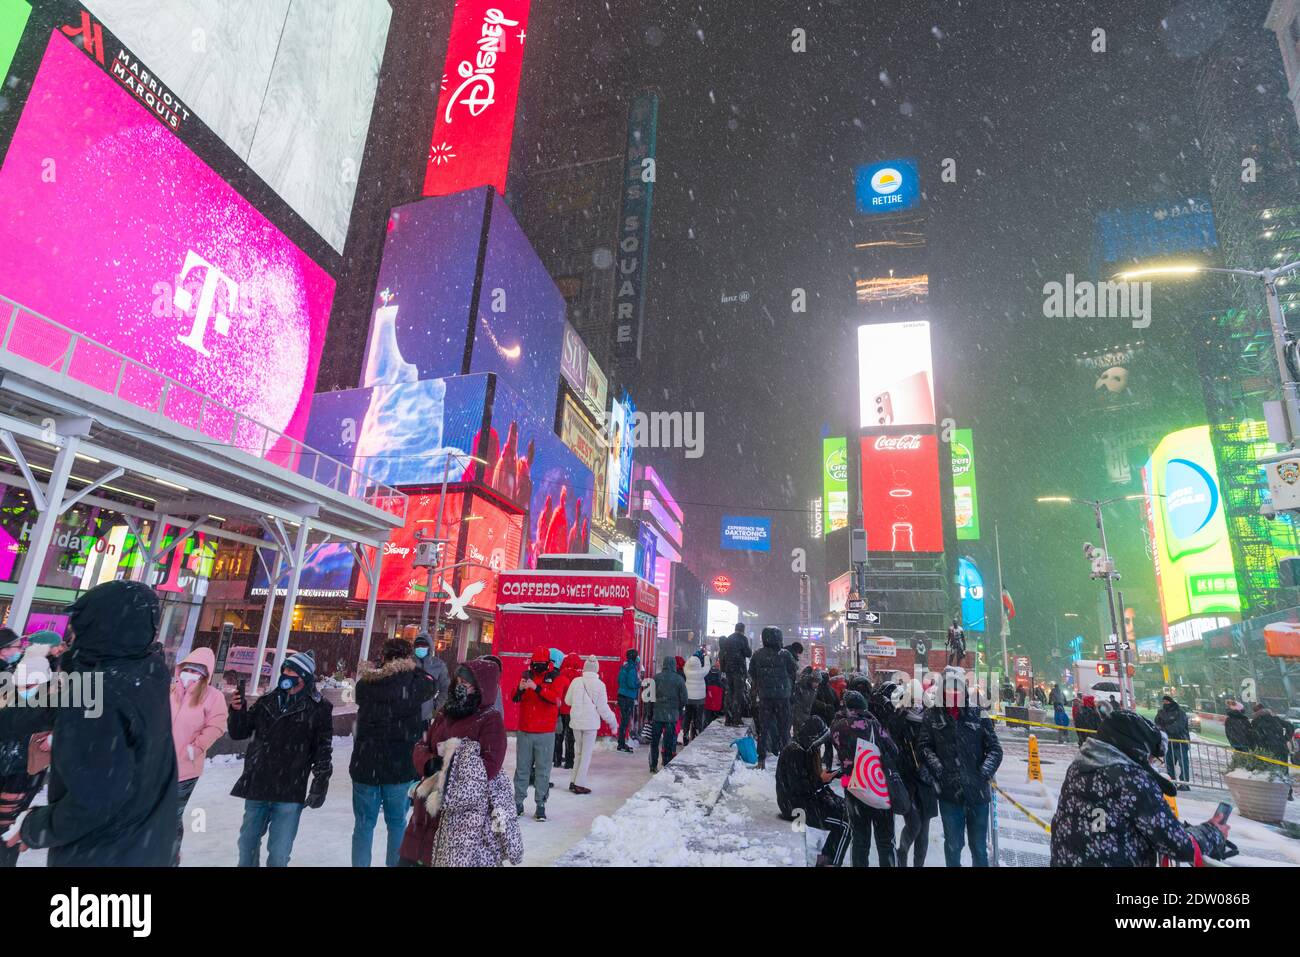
[682,650,710,744]
[564,657,617,794]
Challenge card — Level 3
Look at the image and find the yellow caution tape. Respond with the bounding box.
[992,782,1052,834]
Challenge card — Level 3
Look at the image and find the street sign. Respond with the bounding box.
[861,639,897,658]
[847,598,865,611]
[340,619,366,630]
[862,610,880,625]
[846,611,862,623]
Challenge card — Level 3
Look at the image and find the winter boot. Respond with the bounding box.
[534,804,547,821]
[516,803,524,816]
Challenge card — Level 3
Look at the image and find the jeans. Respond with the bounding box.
[650,719,677,769]
[351,781,413,867]
[237,800,304,867]
[173,777,199,866]
[571,729,598,787]
[1167,741,1190,784]
[514,731,554,807]
[898,801,930,867]
[554,714,574,767]
[755,698,791,758]
[938,799,990,867]
[846,794,895,866]
[617,695,637,747]
[683,701,705,741]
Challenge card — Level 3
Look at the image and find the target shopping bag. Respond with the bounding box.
[843,734,891,810]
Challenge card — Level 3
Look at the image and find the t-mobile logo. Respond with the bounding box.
[173,250,237,355]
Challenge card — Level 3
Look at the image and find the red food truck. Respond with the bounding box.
[494,559,658,733]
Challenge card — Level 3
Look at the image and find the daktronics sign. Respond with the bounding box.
[859,434,942,553]
[423,2,532,197]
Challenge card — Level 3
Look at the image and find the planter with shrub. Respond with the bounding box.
[1223,748,1291,824]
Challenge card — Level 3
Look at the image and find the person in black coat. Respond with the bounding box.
[1154,695,1191,791]
[14,580,178,866]
[229,649,332,866]
[349,639,434,867]
[749,627,798,766]
[887,701,940,867]
[0,638,55,868]
[719,624,752,726]
[917,674,1002,867]
[775,716,849,866]
[1223,700,1257,753]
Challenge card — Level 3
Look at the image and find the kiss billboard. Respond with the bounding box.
[859,433,943,554]
[423,1,532,197]
[0,32,334,454]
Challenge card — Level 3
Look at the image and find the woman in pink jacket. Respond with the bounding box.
[169,647,228,865]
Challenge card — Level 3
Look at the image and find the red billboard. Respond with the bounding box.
[423,1,532,197]
[458,494,525,613]
[355,490,468,604]
[859,433,943,553]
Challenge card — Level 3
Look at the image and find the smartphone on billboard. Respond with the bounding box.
[873,370,934,426]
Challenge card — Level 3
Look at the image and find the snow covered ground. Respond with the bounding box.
[16,733,654,868]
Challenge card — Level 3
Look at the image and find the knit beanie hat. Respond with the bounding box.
[583,655,599,674]
[284,650,316,681]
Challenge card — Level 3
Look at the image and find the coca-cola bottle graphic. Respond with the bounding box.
[888,465,915,551]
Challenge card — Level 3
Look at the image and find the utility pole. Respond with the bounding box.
[995,523,1009,678]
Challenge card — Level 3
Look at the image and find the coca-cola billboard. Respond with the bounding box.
[859,434,943,553]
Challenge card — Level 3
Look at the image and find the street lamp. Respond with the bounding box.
[1036,493,1163,709]
[1116,261,1300,447]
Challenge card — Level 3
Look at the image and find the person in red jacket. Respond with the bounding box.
[512,647,563,821]
[554,653,583,770]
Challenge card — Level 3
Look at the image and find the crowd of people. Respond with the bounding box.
[0,586,1289,869]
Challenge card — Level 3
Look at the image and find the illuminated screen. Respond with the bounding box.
[248,541,355,603]
[957,556,986,632]
[858,321,935,428]
[0,33,335,452]
[822,437,848,534]
[859,433,943,553]
[484,378,593,567]
[355,491,468,604]
[458,493,525,614]
[1142,425,1240,627]
[559,397,610,532]
[606,392,635,519]
[706,599,739,638]
[303,374,488,488]
[469,192,566,428]
[360,191,486,386]
[720,515,772,553]
[0,0,30,80]
[952,428,980,541]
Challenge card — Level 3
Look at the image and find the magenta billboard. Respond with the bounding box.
[0,32,334,452]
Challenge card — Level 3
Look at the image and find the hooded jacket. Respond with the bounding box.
[917,703,1002,806]
[776,717,841,827]
[748,628,797,701]
[21,580,179,866]
[618,651,641,699]
[651,656,688,722]
[416,649,450,724]
[565,659,618,732]
[170,647,229,782]
[704,664,725,712]
[557,653,584,716]
[684,652,709,701]
[400,659,506,864]
[512,647,563,733]
[228,655,333,805]
[1050,737,1226,867]
[791,667,818,730]
[413,737,523,868]
[350,655,436,786]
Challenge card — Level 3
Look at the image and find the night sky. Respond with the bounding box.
[510,0,1284,657]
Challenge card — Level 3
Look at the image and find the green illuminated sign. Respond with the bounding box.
[0,0,31,82]
[951,427,979,541]
[823,437,848,534]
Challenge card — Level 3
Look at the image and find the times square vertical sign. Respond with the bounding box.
[423,1,532,196]
[613,93,659,361]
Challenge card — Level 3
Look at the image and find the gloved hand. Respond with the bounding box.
[304,780,328,810]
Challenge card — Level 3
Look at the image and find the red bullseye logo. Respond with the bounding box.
[849,744,889,799]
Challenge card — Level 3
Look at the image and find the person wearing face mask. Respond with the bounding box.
[0,643,55,868]
[168,647,227,865]
[511,646,563,820]
[228,649,332,867]
[12,580,177,866]
[399,659,513,866]
[412,634,450,726]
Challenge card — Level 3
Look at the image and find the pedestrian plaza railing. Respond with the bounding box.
[993,712,1297,793]
[0,294,406,521]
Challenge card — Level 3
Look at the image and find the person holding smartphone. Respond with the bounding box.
[1050,711,1230,867]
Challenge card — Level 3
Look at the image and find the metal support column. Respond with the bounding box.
[250,547,283,697]
[3,418,90,632]
[352,541,384,670]
[271,517,312,679]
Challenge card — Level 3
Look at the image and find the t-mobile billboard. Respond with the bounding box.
[859,433,942,553]
[0,32,334,453]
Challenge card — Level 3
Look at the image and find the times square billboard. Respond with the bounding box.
[0,29,334,458]
[859,433,943,554]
